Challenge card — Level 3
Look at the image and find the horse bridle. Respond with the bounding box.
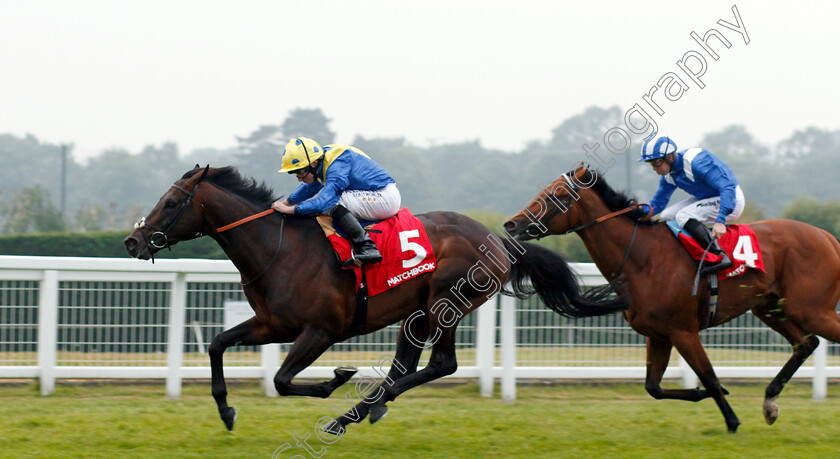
[133,182,202,261]
[524,172,643,239]
[133,174,284,285]
[523,173,579,240]
[521,171,641,284]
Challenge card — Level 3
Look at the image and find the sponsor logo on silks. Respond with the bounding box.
[725,264,747,278]
[386,262,436,287]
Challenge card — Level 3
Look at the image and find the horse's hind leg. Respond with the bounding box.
[209,317,275,431]
[273,327,353,398]
[364,323,459,424]
[326,318,430,434]
[670,330,740,433]
[756,311,822,425]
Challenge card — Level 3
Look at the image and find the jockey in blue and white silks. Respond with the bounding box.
[272,137,401,266]
[638,133,745,276]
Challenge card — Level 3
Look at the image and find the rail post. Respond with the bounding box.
[500,295,517,403]
[166,272,187,399]
[813,336,827,401]
[37,270,59,396]
[476,296,498,397]
[262,343,280,397]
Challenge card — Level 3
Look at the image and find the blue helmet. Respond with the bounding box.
[638,133,677,162]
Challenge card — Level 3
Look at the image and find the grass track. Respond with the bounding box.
[1,381,839,458]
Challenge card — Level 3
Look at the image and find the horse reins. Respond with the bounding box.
[562,204,642,235]
[210,208,276,234]
[194,188,283,286]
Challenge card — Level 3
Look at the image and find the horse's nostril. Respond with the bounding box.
[503,221,515,231]
[124,237,137,251]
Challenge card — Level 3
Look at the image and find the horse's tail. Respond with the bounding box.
[501,238,629,318]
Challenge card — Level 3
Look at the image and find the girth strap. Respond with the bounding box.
[352,270,369,336]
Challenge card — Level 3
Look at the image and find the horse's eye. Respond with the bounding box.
[164,200,176,209]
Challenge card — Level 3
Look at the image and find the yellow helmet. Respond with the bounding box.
[278,137,324,173]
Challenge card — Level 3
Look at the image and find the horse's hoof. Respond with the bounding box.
[221,406,237,431]
[763,399,780,425]
[322,419,346,435]
[370,405,388,424]
[334,366,358,380]
[727,422,740,434]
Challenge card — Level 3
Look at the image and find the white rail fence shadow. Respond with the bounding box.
[1,256,836,400]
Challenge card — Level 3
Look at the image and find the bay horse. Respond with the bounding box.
[124,165,629,433]
[503,164,840,433]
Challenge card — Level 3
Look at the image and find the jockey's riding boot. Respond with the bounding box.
[329,205,382,266]
[683,218,732,276]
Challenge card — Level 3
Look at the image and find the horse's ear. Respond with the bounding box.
[194,164,201,170]
[198,164,210,182]
[571,162,597,188]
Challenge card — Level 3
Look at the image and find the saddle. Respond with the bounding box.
[317,208,437,296]
[666,221,766,280]
[666,221,767,329]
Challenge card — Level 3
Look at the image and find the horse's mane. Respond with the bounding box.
[182,166,278,207]
[583,169,656,225]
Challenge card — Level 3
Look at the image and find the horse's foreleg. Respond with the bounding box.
[756,314,820,425]
[670,331,740,433]
[644,337,717,402]
[327,318,430,434]
[209,317,274,431]
[365,325,458,424]
[273,327,349,398]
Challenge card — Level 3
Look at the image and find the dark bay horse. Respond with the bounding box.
[503,164,840,433]
[124,165,629,433]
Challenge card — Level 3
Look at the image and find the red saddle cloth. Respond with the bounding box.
[675,223,766,279]
[324,208,437,296]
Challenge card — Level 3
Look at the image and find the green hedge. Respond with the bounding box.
[0,230,227,259]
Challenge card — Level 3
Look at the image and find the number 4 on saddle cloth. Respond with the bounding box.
[317,208,437,296]
[666,221,766,279]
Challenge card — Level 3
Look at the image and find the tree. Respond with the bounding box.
[0,134,77,213]
[775,128,840,202]
[701,125,791,217]
[280,108,335,144]
[781,198,840,238]
[547,106,623,153]
[1,185,66,234]
[183,147,239,168]
[73,148,174,231]
[235,108,336,188]
[774,127,840,165]
[73,204,108,233]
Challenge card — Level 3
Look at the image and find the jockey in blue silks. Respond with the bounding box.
[638,133,745,276]
[271,137,400,266]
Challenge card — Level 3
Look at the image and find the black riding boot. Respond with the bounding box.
[329,205,382,266]
[683,218,732,276]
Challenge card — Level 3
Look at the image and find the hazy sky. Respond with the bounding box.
[1,1,837,162]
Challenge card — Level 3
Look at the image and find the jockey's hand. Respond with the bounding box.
[271,199,295,214]
[712,222,726,239]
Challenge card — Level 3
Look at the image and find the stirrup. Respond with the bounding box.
[342,250,383,268]
[342,255,363,268]
[700,255,732,276]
